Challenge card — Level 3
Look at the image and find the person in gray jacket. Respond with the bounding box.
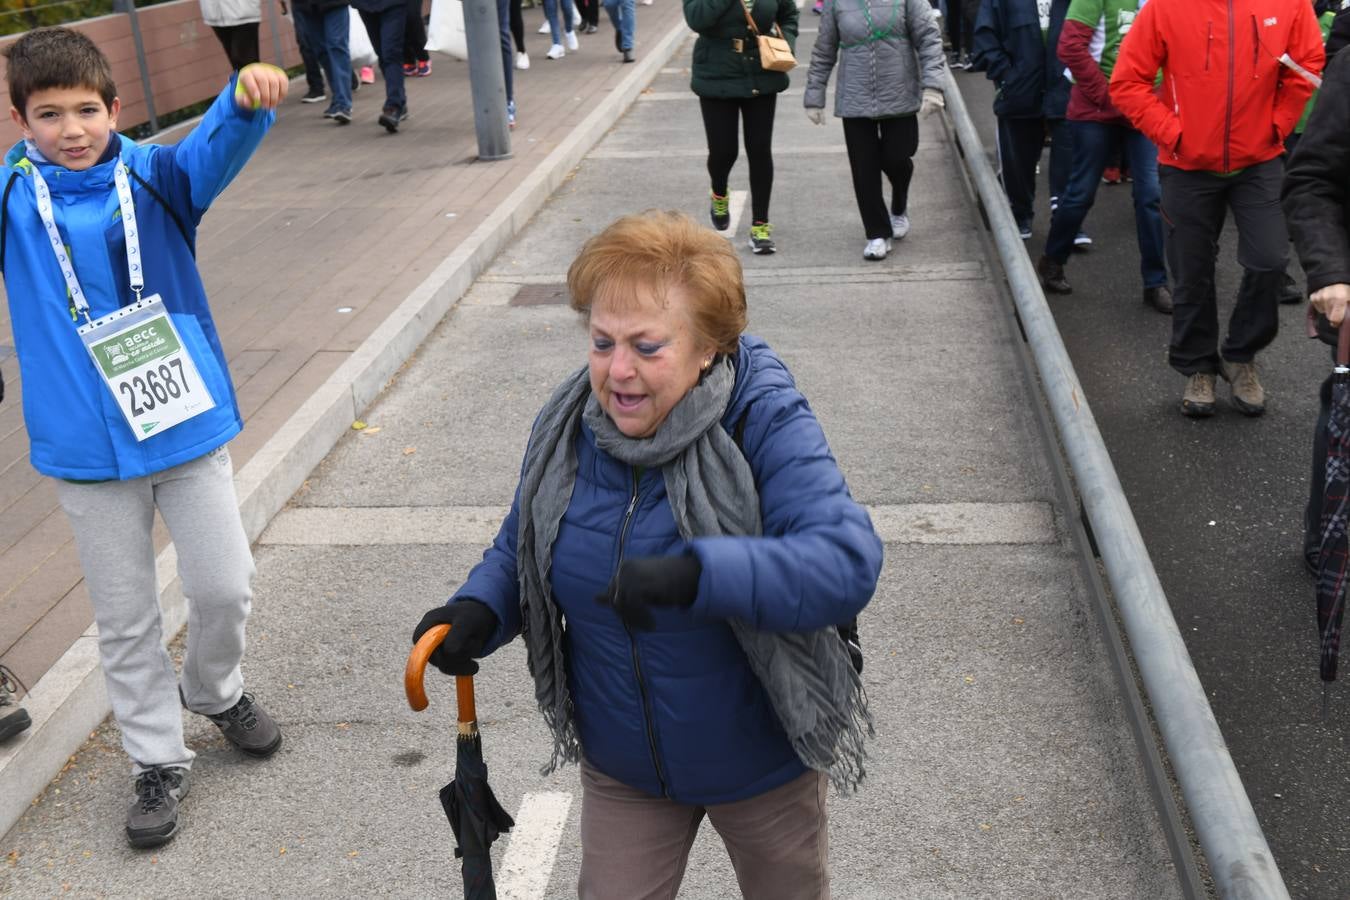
[804,0,945,259]
[200,0,261,69]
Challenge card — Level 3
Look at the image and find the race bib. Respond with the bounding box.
[78,294,216,442]
[1038,0,1051,31]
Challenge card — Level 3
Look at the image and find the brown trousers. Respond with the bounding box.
[577,762,830,900]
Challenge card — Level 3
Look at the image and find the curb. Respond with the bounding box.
[0,19,694,841]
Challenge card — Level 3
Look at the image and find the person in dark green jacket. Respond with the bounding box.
[685,0,799,254]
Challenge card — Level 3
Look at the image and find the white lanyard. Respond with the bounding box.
[30,158,143,323]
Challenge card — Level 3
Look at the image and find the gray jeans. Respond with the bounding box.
[578,761,830,900]
[56,447,255,773]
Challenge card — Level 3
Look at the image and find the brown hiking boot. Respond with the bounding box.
[1181,373,1217,417]
[1220,359,1266,416]
[1143,285,1173,314]
[1037,256,1072,294]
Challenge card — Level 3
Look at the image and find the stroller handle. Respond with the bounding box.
[404,623,478,724]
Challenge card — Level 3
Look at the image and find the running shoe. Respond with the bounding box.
[749,222,775,254]
[710,191,730,231]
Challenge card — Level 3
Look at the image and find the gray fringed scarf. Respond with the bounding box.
[516,357,873,792]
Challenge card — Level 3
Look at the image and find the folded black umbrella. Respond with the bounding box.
[408,625,515,899]
[440,726,516,900]
[1316,326,1350,713]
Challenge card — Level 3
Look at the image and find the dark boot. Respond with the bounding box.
[1037,256,1071,294]
[1143,284,1173,314]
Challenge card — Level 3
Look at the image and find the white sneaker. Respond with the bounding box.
[863,237,892,260]
[564,30,579,50]
[569,3,580,27]
[640,0,653,5]
[546,43,565,59]
[890,213,910,239]
[538,20,551,33]
[516,51,531,69]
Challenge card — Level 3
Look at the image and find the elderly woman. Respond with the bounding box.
[413,210,882,899]
[804,0,945,260]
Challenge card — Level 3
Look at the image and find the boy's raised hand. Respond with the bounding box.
[234,63,289,111]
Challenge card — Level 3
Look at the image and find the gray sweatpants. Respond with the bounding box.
[56,447,256,773]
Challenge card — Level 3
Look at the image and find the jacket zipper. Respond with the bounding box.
[1206,21,1212,71]
[1224,0,1234,172]
[616,466,668,797]
[1251,15,1258,73]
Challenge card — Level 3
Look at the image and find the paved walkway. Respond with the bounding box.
[2,12,1184,898]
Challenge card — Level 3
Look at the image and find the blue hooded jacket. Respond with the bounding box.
[452,335,884,805]
[972,0,1072,119]
[0,76,273,480]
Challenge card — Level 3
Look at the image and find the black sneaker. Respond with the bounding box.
[379,105,409,133]
[331,108,352,125]
[0,664,31,742]
[1280,271,1304,305]
[709,191,730,231]
[126,765,189,849]
[203,692,282,758]
[748,222,775,254]
[300,88,327,104]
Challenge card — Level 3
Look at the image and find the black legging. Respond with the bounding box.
[842,115,918,239]
[699,94,778,224]
[946,0,976,55]
[509,0,526,53]
[403,0,429,64]
[574,0,601,28]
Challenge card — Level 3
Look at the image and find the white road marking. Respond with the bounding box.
[497,792,574,900]
[477,260,988,285]
[260,501,1056,546]
[723,189,749,239]
[639,87,804,101]
[588,145,849,159]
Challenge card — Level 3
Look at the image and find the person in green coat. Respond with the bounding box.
[685,0,799,254]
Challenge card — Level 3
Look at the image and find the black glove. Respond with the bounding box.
[595,555,701,630]
[412,599,499,676]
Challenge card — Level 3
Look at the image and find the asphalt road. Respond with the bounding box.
[958,68,1350,899]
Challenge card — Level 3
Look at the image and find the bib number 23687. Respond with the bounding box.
[78,294,216,442]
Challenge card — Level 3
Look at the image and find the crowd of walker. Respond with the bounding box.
[1,0,1349,894]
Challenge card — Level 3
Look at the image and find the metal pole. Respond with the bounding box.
[114,0,159,134]
[462,0,511,160]
[941,67,1291,900]
[264,0,287,68]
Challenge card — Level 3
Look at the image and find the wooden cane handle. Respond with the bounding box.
[404,623,478,724]
[405,624,450,712]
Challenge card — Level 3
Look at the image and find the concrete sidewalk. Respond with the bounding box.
[3,17,1183,900]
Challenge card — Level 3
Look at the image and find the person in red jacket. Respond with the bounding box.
[1110,0,1324,417]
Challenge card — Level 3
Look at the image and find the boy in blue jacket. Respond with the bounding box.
[1,27,287,849]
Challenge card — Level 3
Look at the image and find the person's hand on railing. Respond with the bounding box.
[234,63,290,111]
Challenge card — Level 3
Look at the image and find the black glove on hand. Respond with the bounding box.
[595,555,702,630]
[412,599,499,676]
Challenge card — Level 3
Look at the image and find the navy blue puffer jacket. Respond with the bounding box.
[972,0,1071,119]
[451,335,883,804]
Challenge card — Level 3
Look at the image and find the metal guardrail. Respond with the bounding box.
[940,67,1291,900]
